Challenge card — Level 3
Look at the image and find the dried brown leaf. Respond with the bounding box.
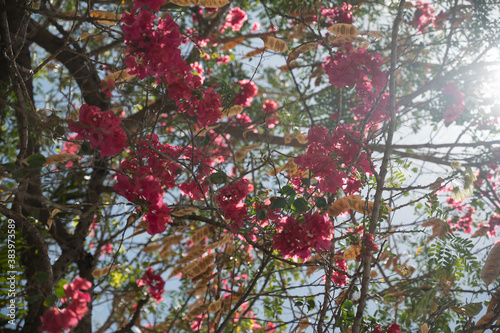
[287,42,318,63]
[208,298,222,313]
[192,225,214,243]
[243,47,266,59]
[327,23,360,36]
[234,144,261,161]
[45,153,79,166]
[261,36,288,53]
[90,10,122,25]
[472,226,489,238]
[482,242,500,286]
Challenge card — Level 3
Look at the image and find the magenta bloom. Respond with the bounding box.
[68,104,128,157]
[137,267,165,302]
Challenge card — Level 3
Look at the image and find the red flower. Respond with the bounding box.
[137,267,165,302]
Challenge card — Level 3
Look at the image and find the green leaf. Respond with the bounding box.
[463,302,483,317]
[3,162,16,171]
[257,209,266,221]
[315,197,327,209]
[209,171,227,185]
[281,185,296,197]
[292,197,308,212]
[27,154,46,169]
[270,197,286,210]
[43,294,58,307]
[55,279,68,298]
[199,134,210,146]
[79,141,93,155]
[342,300,353,310]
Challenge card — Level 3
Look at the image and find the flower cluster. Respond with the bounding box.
[220,7,248,32]
[294,125,372,194]
[121,8,222,127]
[357,233,379,260]
[321,3,353,25]
[39,278,92,333]
[409,0,447,33]
[324,45,388,122]
[442,82,465,125]
[137,267,165,302]
[114,134,180,234]
[273,211,333,260]
[262,99,279,128]
[234,79,258,107]
[68,104,128,158]
[215,179,250,229]
[373,323,402,333]
[332,250,349,287]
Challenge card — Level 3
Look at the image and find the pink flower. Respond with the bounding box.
[215,179,250,229]
[137,267,165,302]
[251,21,261,33]
[273,212,333,260]
[40,278,92,333]
[68,104,128,157]
[410,0,435,33]
[220,7,248,32]
[234,79,258,107]
[443,82,465,125]
[321,3,353,24]
[387,323,402,333]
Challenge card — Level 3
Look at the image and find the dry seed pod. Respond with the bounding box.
[344,246,361,261]
[334,290,347,305]
[159,248,172,259]
[186,304,208,321]
[481,242,500,286]
[261,36,288,53]
[104,69,134,84]
[327,195,363,217]
[142,243,163,252]
[363,31,383,38]
[287,42,318,63]
[45,153,79,166]
[92,264,120,278]
[221,37,245,50]
[208,298,223,313]
[170,0,229,7]
[192,225,214,243]
[420,323,429,333]
[471,226,489,238]
[184,253,217,278]
[163,234,183,248]
[89,10,122,25]
[243,47,267,59]
[171,207,199,217]
[189,285,208,298]
[205,233,232,251]
[78,32,98,41]
[177,246,206,265]
[221,105,244,118]
[234,144,261,161]
[327,23,360,36]
[370,270,378,278]
[191,265,217,282]
[168,265,185,279]
[279,61,300,72]
[47,209,61,230]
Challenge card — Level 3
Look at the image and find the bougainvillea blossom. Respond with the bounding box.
[442,82,465,125]
[68,104,128,157]
[39,278,92,333]
[137,267,166,301]
[321,3,353,24]
[220,7,248,32]
[273,211,333,260]
[234,79,258,107]
[410,0,436,33]
[294,125,372,194]
[215,179,250,229]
